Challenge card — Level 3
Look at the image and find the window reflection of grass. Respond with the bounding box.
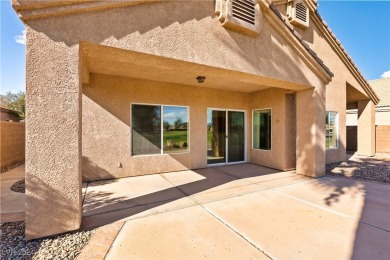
[163,131,188,153]
[207,131,212,150]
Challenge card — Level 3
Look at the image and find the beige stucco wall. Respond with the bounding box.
[25,27,82,240]
[376,110,390,125]
[346,109,390,126]
[297,17,372,164]
[22,1,333,238]
[83,74,299,181]
[249,88,295,170]
[0,122,25,168]
[83,73,252,181]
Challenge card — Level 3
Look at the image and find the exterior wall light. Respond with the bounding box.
[197,76,206,83]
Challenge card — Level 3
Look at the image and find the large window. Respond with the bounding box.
[131,104,189,155]
[253,109,271,150]
[326,111,338,149]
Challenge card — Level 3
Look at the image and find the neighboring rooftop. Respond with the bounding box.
[369,78,390,107]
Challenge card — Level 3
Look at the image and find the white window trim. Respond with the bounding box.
[252,108,272,151]
[326,111,339,150]
[130,103,190,157]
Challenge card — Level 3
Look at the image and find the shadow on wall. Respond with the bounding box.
[29,2,214,47]
[25,173,81,239]
[81,82,194,181]
[83,156,116,182]
[214,19,315,87]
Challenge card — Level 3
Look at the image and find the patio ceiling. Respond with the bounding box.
[346,82,370,105]
[80,42,312,93]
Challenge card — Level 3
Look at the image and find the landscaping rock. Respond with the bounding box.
[10,179,25,193]
[326,155,390,183]
[0,221,94,260]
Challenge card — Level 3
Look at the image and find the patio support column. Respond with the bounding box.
[25,27,82,239]
[295,86,326,177]
[357,99,375,156]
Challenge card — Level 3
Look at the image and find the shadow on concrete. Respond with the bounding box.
[318,161,390,259]
[80,164,289,229]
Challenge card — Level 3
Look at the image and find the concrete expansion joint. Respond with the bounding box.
[274,189,390,233]
[160,172,275,259]
[105,222,126,259]
[200,203,275,260]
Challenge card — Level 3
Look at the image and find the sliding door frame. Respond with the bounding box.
[207,107,247,166]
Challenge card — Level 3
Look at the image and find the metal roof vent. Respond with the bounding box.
[287,0,309,28]
[216,0,261,36]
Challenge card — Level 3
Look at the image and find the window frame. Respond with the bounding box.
[130,103,190,156]
[325,111,339,150]
[252,108,272,151]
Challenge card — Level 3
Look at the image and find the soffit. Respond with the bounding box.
[81,42,312,93]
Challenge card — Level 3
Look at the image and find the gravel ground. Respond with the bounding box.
[1,161,24,174]
[10,179,25,193]
[326,154,390,183]
[0,222,94,260]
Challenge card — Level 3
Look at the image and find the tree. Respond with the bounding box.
[0,91,25,119]
[163,121,170,132]
[174,118,183,130]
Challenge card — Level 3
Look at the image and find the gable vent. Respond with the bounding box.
[295,2,307,23]
[287,0,310,29]
[232,0,256,25]
[215,0,261,36]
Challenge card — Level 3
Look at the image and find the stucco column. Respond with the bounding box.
[357,99,375,156]
[25,26,82,239]
[295,86,325,177]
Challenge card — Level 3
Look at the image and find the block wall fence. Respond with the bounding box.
[1,122,25,168]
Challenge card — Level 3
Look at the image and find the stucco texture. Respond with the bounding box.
[21,0,377,239]
[25,28,82,239]
[296,15,375,163]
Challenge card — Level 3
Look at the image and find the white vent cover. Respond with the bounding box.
[216,0,261,36]
[287,0,309,28]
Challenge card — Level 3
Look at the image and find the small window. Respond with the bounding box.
[131,104,189,156]
[326,111,338,149]
[253,109,271,150]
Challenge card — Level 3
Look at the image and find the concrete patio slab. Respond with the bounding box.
[1,165,25,180]
[81,197,197,230]
[215,164,310,188]
[80,164,390,259]
[276,176,390,231]
[83,174,186,217]
[1,165,25,223]
[215,163,280,178]
[162,168,252,195]
[204,185,390,260]
[105,206,269,260]
[161,168,268,204]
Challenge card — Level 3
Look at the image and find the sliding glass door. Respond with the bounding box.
[227,111,245,163]
[207,109,245,165]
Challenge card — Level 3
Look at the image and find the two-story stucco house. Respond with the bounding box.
[12,0,379,239]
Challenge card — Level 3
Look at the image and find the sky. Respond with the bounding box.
[0,1,389,95]
[164,106,188,125]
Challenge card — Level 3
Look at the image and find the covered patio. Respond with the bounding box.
[81,164,306,229]
[79,163,390,259]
